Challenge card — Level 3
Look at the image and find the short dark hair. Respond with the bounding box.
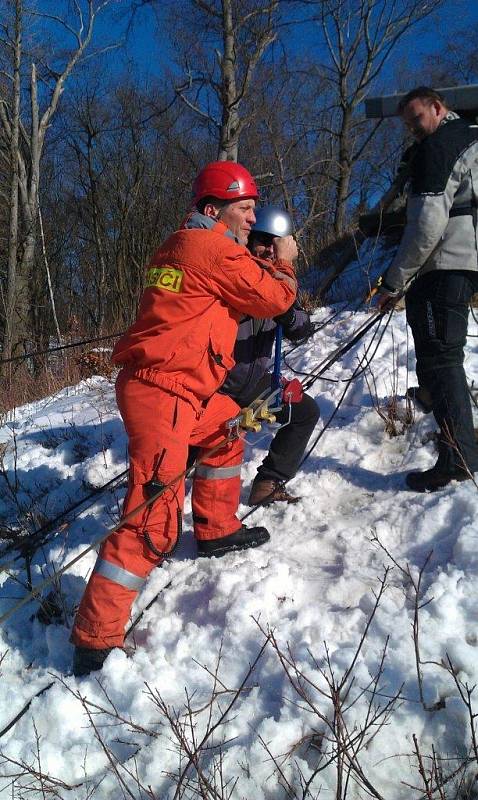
[397,86,448,114]
[196,196,228,214]
[248,230,274,246]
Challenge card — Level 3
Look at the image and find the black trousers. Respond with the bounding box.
[236,373,321,482]
[406,270,478,473]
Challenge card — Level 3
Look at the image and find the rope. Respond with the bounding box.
[240,308,392,521]
[0,331,124,365]
[298,310,393,469]
[0,469,129,562]
[0,307,390,624]
[302,312,383,392]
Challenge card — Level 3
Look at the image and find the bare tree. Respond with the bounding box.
[171,0,280,162]
[241,49,336,268]
[305,0,444,237]
[422,23,478,88]
[60,76,193,332]
[0,0,114,359]
[1,0,21,363]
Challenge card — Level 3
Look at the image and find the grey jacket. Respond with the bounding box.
[383,113,478,293]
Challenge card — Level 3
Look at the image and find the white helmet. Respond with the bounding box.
[251,206,293,237]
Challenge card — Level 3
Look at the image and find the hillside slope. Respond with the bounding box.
[1,307,478,799]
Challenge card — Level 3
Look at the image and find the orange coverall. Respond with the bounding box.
[72,218,296,650]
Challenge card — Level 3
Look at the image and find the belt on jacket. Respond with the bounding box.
[449,203,477,219]
[449,202,477,232]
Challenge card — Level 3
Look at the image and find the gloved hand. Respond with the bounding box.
[287,318,315,341]
[376,291,400,312]
[281,377,304,404]
[274,305,296,327]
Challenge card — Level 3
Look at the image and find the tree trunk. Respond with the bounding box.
[2,0,22,361]
[218,0,239,161]
[334,106,352,238]
[86,130,107,332]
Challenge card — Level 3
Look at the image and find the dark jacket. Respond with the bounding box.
[384,114,478,293]
[220,303,313,405]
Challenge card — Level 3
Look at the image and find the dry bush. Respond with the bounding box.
[298,289,322,313]
[0,343,116,419]
[76,349,114,379]
[3,578,478,799]
[0,360,83,420]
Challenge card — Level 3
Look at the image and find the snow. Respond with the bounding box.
[1,306,478,798]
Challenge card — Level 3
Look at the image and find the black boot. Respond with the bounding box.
[72,646,113,677]
[406,385,433,414]
[406,464,472,492]
[197,524,270,558]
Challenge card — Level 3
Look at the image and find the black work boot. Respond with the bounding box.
[406,464,472,492]
[406,386,433,414]
[72,646,113,677]
[197,524,270,558]
[248,477,300,506]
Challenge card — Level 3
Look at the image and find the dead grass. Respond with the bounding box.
[0,348,114,421]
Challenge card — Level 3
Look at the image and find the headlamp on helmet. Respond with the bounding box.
[251,206,293,238]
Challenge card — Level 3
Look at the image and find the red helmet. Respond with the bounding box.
[192,161,258,205]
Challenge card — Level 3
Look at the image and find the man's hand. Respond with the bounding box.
[274,235,298,263]
[377,292,400,312]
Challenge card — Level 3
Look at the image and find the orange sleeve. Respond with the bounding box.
[209,247,297,318]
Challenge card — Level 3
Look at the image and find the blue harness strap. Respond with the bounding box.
[271,323,283,391]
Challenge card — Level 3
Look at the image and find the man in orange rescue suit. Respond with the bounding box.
[71,161,298,676]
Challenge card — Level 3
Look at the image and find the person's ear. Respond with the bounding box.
[203,202,221,219]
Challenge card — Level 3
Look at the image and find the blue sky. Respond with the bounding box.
[103,0,478,93]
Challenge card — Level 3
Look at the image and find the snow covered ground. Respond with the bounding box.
[1,306,478,799]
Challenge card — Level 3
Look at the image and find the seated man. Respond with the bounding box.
[220,206,320,505]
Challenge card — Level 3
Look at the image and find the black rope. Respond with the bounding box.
[0,331,124,366]
[302,312,383,392]
[0,469,129,562]
[240,309,392,522]
[0,681,54,739]
[297,310,392,470]
[282,304,348,360]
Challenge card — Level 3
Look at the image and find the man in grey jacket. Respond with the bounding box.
[378,86,478,491]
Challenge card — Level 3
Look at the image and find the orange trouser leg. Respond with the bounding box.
[72,375,197,649]
[191,393,244,540]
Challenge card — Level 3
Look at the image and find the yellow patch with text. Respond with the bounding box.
[145,267,183,293]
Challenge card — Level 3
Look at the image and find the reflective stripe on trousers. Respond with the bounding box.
[93,557,145,592]
[194,464,241,480]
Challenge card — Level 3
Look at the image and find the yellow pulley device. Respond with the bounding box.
[237,388,282,432]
